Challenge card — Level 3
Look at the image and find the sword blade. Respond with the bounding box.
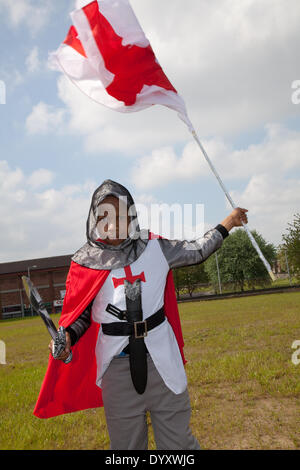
[22,276,58,340]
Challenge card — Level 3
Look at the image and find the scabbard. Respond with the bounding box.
[124,278,147,394]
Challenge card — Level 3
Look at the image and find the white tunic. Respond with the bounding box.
[92,238,188,394]
[91,227,224,395]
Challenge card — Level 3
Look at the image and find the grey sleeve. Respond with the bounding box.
[65,302,93,346]
[157,225,229,269]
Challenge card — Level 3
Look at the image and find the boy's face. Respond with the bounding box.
[96,195,130,246]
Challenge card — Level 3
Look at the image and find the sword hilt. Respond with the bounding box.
[52,326,73,364]
[63,351,73,364]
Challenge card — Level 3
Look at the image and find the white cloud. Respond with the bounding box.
[1,155,294,265]
[228,173,300,245]
[40,0,300,157]
[28,73,186,154]
[19,0,300,249]
[56,75,185,154]
[75,0,90,8]
[131,124,300,189]
[1,46,44,97]
[27,169,54,189]
[25,102,66,135]
[131,123,300,245]
[25,46,41,74]
[129,0,300,136]
[0,67,24,92]
[131,143,208,190]
[0,0,52,34]
[0,158,211,263]
[0,160,95,262]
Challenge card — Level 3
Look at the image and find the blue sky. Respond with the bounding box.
[0,0,300,263]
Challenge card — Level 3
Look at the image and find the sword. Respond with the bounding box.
[22,276,72,364]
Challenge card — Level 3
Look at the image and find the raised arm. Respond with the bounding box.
[157,207,248,269]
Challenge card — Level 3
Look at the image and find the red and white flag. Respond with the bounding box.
[49,0,194,132]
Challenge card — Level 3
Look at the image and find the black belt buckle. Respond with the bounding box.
[134,320,147,339]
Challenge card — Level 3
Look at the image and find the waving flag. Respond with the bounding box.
[49,0,193,131]
[49,0,275,282]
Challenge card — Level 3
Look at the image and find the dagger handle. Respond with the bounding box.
[63,351,73,364]
[52,326,73,364]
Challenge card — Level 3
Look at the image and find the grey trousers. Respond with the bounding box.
[101,353,201,450]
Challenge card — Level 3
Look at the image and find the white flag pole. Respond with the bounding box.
[190,128,276,282]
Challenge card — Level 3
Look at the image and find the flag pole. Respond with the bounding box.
[190,128,276,282]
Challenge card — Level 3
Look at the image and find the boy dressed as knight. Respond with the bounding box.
[35,179,248,450]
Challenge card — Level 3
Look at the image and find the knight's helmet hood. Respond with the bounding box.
[87,179,140,249]
[72,179,149,270]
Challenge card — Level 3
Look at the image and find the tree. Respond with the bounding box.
[276,244,288,274]
[173,264,208,298]
[204,229,276,292]
[173,267,186,299]
[282,213,300,279]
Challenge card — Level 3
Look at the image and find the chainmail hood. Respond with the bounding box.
[72,179,149,270]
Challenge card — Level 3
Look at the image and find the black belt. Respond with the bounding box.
[102,305,165,339]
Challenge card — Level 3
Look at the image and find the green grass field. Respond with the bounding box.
[0,292,299,450]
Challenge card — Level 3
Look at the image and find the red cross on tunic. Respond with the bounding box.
[112,265,146,289]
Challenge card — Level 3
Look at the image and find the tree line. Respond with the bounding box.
[173,213,300,297]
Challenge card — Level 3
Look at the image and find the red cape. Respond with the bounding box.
[33,234,187,419]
